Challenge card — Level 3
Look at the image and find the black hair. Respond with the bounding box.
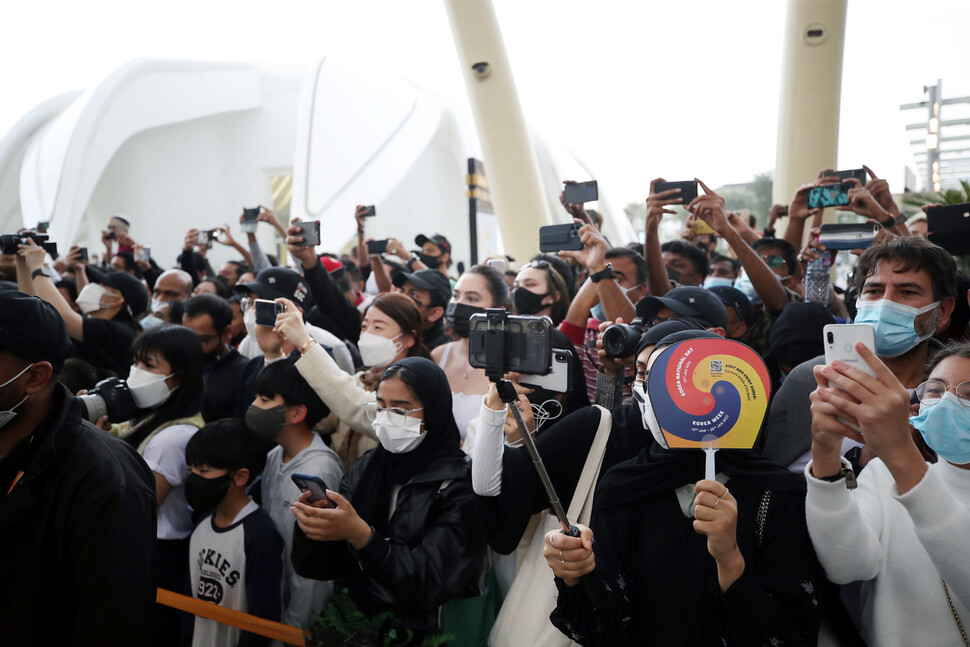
[266,254,280,268]
[229,294,244,307]
[709,253,741,278]
[940,271,970,343]
[660,240,709,278]
[224,260,249,280]
[55,277,78,302]
[343,259,362,288]
[190,251,207,274]
[753,238,798,278]
[165,300,186,325]
[183,294,233,331]
[58,358,109,395]
[923,341,970,380]
[114,251,144,279]
[465,264,512,309]
[254,357,331,428]
[378,362,421,401]
[626,242,645,258]
[185,419,266,486]
[854,236,958,303]
[126,325,205,449]
[606,246,649,284]
[531,253,576,298]
[196,277,231,299]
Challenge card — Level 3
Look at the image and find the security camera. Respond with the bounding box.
[471,61,491,81]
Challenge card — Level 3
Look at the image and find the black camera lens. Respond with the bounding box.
[602,324,642,358]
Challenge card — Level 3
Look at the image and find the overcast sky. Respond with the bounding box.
[3,0,968,208]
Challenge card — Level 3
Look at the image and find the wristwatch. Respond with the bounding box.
[812,457,858,489]
[589,263,616,284]
[31,268,52,280]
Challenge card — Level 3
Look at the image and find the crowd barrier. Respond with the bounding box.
[157,588,304,646]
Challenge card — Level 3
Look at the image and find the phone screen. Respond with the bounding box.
[807,181,854,209]
[367,239,389,255]
[653,180,698,205]
[254,299,280,327]
[563,181,598,205]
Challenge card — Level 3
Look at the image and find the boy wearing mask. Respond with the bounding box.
[184,420,283,647]
[248,358,343,629]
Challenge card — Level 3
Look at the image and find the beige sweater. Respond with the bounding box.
[296,343,378,469]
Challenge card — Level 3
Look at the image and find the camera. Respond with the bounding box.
[0,232,55,256]
[602,317,647,358]
[468,309,552,379]
[471,61,491,81]
[254,298,284,327]
[78,377,138,424]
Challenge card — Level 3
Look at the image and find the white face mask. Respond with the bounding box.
[140,314,164,330]
[358,332,403,368]
[126,365,175,409]
[76,283,109,315]
[633,381,667,448]
[0,363,34,430]
[150,298,165,314]
[243,306,256,337]
[373,410,426,453]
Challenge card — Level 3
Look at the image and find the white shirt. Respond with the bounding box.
[142,424,198,540]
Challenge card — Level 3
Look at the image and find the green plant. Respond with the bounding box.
[303,589,455,647]
[901,180,970,210]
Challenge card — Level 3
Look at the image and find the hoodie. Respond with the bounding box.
[261,433,344,628]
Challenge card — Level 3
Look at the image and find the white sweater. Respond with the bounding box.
[805,458,970,647]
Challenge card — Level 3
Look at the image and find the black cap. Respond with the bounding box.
[100,271,149,317]
[415,233,452,256]
[393,269,451,308]
[235,267,311,307]
[707,285,754,326]
[0,291,72,371]
[635,286,728,330]
[635,319,703,358]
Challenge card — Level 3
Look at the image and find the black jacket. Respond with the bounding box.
[201,348,261,422]
[303,262,362,343]
[0,384,158,646]
[292,451,485,634]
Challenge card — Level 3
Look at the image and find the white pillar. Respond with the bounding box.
[443,0,553,262]
[773,0,848,237]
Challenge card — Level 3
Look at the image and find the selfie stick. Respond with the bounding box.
[482,310,606,610]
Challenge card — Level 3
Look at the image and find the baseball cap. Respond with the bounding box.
[393,269,451,308]
[235,268,311,307]
[707,285,754,326]
[414,233,452,256]
[635,286,728,330]
[86,266,149,317]
[0,291,73,371]
[319,256,346,277]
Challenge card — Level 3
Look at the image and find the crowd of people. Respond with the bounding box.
[0,166,968,647]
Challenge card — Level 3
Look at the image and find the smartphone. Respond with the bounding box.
[136,246,150,263]
[254,299,283,327]
[367,239,389,255]
[539,223,583,253]
[690,218,716,235]
[242,207,260,234]
[807,181,854,209]
[822,169,867,186]
[290,473,336,507]
[197,230,217,249]
[653,180,698,205]
[78,247,89,262]
[518,348,572,393]
[818,223,879,251]
[468,313,553,375]
[37,221,49,234]
[823,323,876,432]
[563,180,598,205]
[362,205,376,217]
[487,258,506,272]
[926,203,970,256]
[298,221,320,247]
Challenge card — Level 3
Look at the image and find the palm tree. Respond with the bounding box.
[901,180,970,209]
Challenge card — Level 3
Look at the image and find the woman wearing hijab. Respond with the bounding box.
[290,357,486,638]
[543,331,819,646]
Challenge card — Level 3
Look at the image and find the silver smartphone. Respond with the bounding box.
[518,348,572,393]
[823,323,876,431]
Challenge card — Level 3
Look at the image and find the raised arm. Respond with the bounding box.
[20,240,84,340]
[644,178,682,298]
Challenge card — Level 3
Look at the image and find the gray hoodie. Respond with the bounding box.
[261,433,344,629]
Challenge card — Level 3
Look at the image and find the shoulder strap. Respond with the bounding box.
[566,405,612,523]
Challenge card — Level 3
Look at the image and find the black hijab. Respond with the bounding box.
[351,356,466,533]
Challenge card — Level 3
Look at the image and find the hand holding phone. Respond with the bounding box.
[298,221,321,247]
[291,473,337,508]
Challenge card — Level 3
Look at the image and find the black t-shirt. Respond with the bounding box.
[74,317,137,378]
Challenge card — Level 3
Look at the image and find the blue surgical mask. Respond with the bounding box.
[853,299,939,358]
[590,302,606,322]
[140,314,164,330]
[910,393,970,465]
[704,276,735,289]
[733,271,762,306]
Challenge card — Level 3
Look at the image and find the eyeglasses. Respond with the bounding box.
[760,254,787,270]
[915,379,970,408]
[364,403,425,426]
[522,260,552,271]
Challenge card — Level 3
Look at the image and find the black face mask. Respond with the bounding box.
[185,472,233,515]
[418,252,442,269]
[445,302,485,338]
[512,287,549,316]
[245,404,289,442]
[665,266,682,283]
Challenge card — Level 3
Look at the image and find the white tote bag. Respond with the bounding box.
[489,405,612,647]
